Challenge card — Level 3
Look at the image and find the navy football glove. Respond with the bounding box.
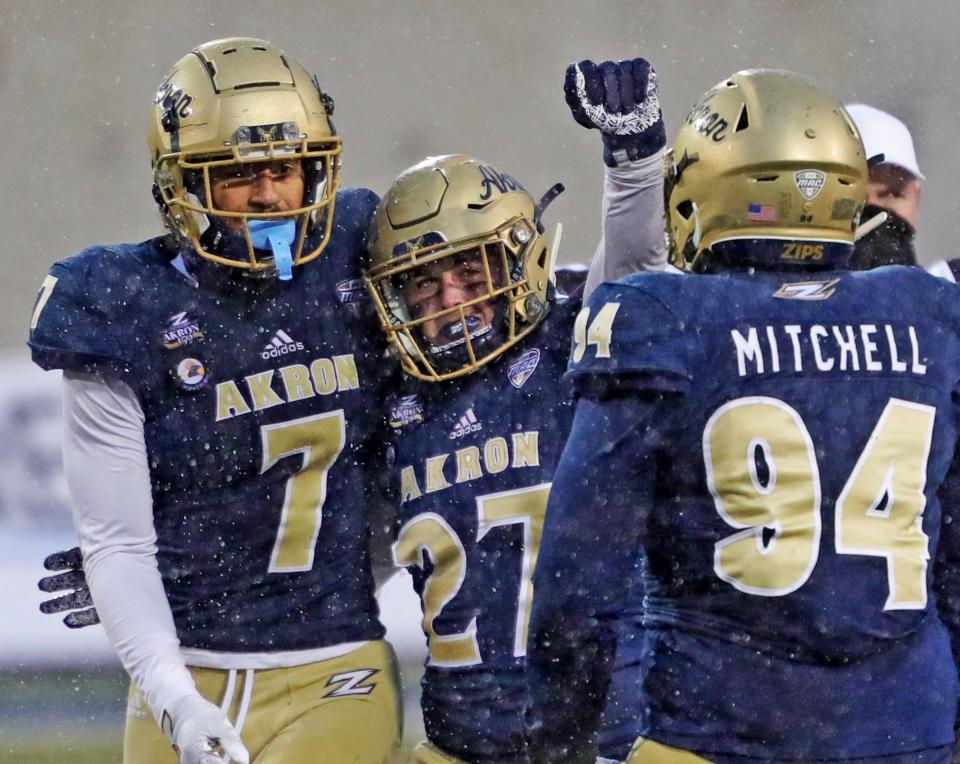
[564,57,666,167]
[38,546,100,629]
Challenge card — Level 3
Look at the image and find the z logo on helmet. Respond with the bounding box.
[392,231,446,258]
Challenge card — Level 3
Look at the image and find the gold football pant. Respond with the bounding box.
[626,737,714,763]
[408,739,469,763]
[123,640,402,764]
[410,738,708,764]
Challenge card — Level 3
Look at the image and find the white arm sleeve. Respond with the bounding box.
[63,372,197,725]
[584,149,666,299]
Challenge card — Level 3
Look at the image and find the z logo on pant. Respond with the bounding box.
[324,668,379,697]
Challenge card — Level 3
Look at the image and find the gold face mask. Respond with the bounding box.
[147,37,342,275]
[365,155,554,382]
[664,69,868,271]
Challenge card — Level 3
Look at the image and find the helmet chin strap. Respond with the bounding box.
[854,210,889,241]
[534,182,565,234]
[248,219,296,280]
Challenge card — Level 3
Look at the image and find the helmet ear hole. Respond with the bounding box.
[676,200,695,220]
[534,241,548,270]
[735,105,750,132]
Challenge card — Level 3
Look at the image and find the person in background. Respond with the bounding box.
[845,103,924,270]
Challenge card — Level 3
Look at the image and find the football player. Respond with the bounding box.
[28,38,401,764]
[36,55,666,762]
[362,57,666,764]
[527,69,960,763]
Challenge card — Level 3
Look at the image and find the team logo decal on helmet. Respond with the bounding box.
[795,170,827,201]
[393,232,447,259]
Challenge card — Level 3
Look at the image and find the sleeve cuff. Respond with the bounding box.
[604,148,665,182]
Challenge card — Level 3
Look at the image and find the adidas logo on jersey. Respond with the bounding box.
[260,329,305,360]
[449,408,482,439]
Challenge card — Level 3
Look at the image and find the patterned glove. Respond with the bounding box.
[564,57,666,167]
[38,546,100,628]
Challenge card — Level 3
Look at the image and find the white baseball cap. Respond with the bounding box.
[845,103,924,180]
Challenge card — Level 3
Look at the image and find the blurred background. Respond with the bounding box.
[2,1,958,760]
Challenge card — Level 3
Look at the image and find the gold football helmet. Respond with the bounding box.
[147,37,341,275]
[365,155,555,382]
[664,69,867,271]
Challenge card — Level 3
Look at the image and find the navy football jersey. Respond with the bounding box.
[542,266,960,761]
[386,295,644,762]
[28,189,390,653]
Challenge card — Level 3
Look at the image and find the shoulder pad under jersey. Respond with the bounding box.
[332,186,380,246]
[564,271,693,397]
[28,241,163,379]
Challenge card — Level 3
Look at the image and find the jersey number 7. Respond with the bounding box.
[260,411,346,573]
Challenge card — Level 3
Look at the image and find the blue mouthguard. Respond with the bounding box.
[248,219,296,281]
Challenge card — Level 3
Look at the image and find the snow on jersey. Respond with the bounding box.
[29,189,391,654]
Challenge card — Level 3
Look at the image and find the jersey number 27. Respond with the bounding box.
[393,483,550,667]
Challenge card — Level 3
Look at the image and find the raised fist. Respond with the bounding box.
[564,58,666,167]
